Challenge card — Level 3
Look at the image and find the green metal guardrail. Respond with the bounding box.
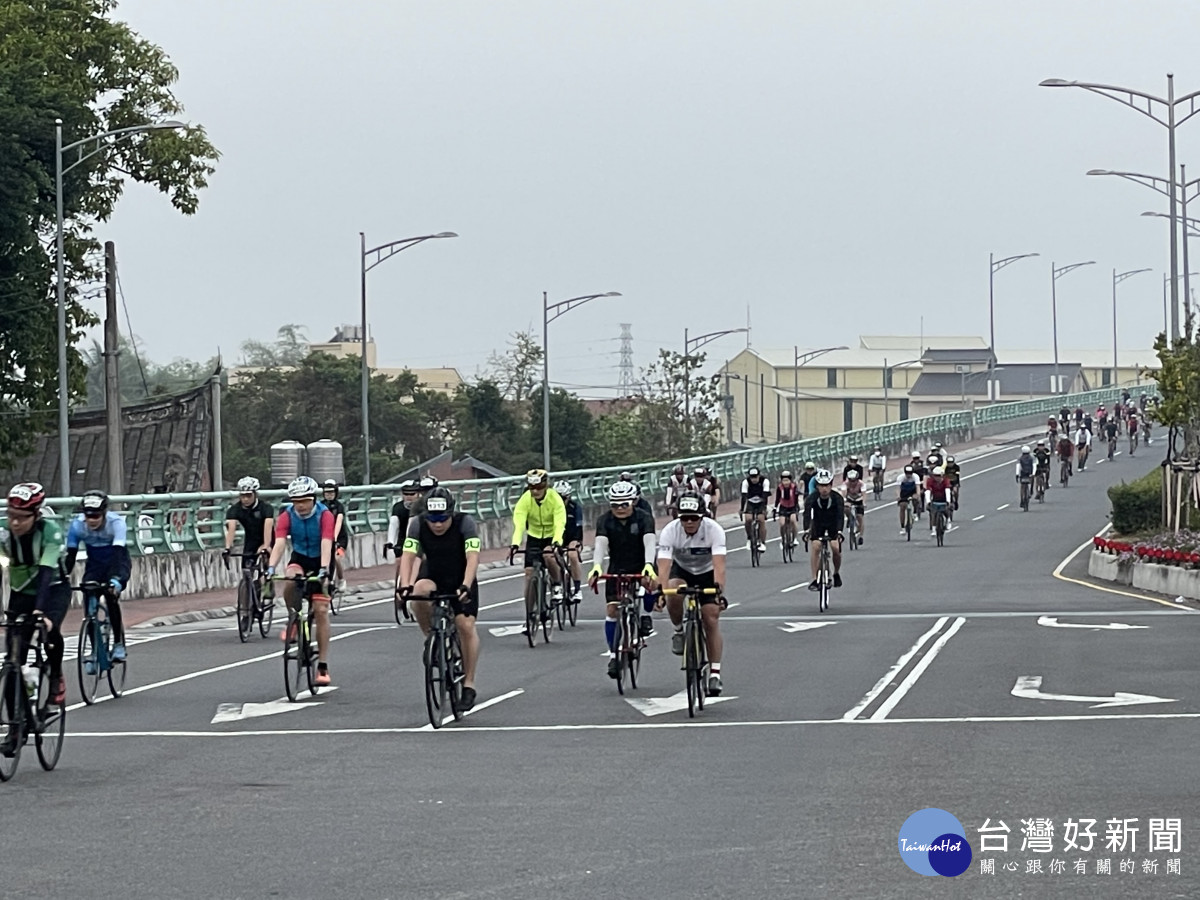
[0,385,1128,556]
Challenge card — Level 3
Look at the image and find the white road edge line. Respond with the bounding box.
[841,617,948,720]
[869,617,966,720]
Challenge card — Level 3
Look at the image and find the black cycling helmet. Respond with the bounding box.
[80,489,109,515]
[422,486,456,518]
[676,491,706,517]
[321,479,339,496]
[418,474,439,491]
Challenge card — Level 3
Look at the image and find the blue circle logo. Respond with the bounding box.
[898,808,972,877]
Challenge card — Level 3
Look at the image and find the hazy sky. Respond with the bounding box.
[100,0,1196,395]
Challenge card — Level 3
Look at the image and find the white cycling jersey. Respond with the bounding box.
[868,453,886,471]
[657,517,726,575]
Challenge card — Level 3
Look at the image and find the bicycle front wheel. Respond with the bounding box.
[684,618,701,717]
[283,617,303,702]
[524,579,539,648]
[76,618,101,706]
[236,579,253,642]
[626,610,641,691]
[258,584,275,638]
[540,582,553,645]
[35,666,65,771]
[424,632,446,729]
[567,590,579,627]
[0,666,24,781]
[448,631,465,722]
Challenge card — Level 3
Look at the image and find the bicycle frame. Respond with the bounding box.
[423,593,465,728]
[0,613,65,780]
[661,585,721,718]
[594,574,645,695]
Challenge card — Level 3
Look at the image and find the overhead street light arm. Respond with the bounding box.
[545,291,621,325]
[991,252,1039,274]
[1115,267,1153,285]
[1087,169,1200,205]
[686,328,748,355]
[1053,260,1095,280]
[794,345,849,367]
[1039,78,1200,128]
[59,120,186,175]
[363,232,457,273]
[1142,210,1200,231]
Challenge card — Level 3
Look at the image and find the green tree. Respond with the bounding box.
[449,380,531,473]
[1148,315,1200,461]
[483,330,544,403]
[239,324,309,368]
[528,386,596,470]
[80,333,217,408]
[0,0,218,465]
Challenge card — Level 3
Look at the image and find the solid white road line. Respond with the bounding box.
[869,617,965,720]
[841,617,948,720]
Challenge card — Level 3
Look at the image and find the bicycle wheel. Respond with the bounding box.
[614,613,628,696]
[331,584,344,616]
[567,589,579,627]
[258,583,275,638]
[540,579,553,645]
[554,583,566,631]
[424,632,446,729]
[107,641,127,698]
[304,619,317,696]
[684,618,699,718]
[283,616,303,702]
[694,619,708,712]
[76,617,101,706]
[935,512,945,547]
[34,663,65,771]
[524,576,539,648]
[0,666,24,781]
[448,631,465,722]
[626,609,641,690]
[236,578,253,643]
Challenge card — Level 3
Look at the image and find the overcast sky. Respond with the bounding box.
[101,0,1195,395]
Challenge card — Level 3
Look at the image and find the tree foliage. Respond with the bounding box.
[1148,315,1200,461]
[0,0,218,466]
[482,330,544,403]
[80,333,217,408]
[239,324,309,368]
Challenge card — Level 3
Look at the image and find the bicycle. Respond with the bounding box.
[812,533,837,613]
[929,501,948,547]
[512,546,553,647]
[901,496,916,541]
[225,551,274,642]
[393,574,414,626]
[1107,435,1116,460]
[74,581,126,705]
[871,469,885,500]
[547,545,573,632]
[661,585,722,718]
[561,542,582,628]
[593,574,646,696]
[0,613,66,781]
[1019,476,1032,512]
[1059,457,1071,488]
[276,575,325,702]
[776,510,797,563]
[1129,427,1139,456]
[422,592,466,729]
[746,497,767,567]
[1034,470,1047,503]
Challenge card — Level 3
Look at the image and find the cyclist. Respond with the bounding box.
[1056,432,1074,477]
[842,454,865,483]
[799,461,817,495]
[1074,420,1092,470]
[704,465,722,516]
[1074,407,1084,427]
[385,480,423,610]
[909,451,927,480]
[804,470,845,590]
[1047,416,1059,446]
[740,466,771,553]
[1059,405,1071,426]
[223,476,274,567]
[1127,408,1140,455]
[398,486,482,711]
[897,465,921,534]
[266,476,335,686]
[927,444,945,469]
[687,465,717,517]
[588,481,658,676]
[1082,411,1093,435]
[774,470,801,550]
[555,481,585,600]
[924,465,953,535]
[868,447,887,493]
[0,483,69,729]
[510,469,566,604]
[841,470,866,544]
[943,455,962,510]
[665,464,688,518]
[1104,415,1119,455]
[321,480,350,592]
[655,492,728,695]
[1033,440,1052,494]
[65,490,132,667]
[618,471,654,518]
[1015,446,1036,501]
[1142,413,1153,446]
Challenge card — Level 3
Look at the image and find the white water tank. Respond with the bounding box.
[270,440,306,487]
[306,439,345,485]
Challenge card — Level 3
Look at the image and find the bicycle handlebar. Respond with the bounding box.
[659,586,720,596]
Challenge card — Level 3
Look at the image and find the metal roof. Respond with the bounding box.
[908,363,1083,398]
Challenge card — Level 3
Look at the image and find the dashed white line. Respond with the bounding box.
[997,504,1010,511]
[972,515,986,522]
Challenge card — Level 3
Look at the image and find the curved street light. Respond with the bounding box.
[1112,268,1152,387]
[54,118,186,495]
[989,252,1039,391]
[358,231,458,483]
[682,328,749,452]
[1051,261,1096,395]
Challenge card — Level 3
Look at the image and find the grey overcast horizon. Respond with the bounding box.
[101,0,1195,396]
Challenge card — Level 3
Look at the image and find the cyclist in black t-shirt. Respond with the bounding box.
[386,480,423,600]
[223,476,274,570]
[321,480,350,591]
[803,469,845,591]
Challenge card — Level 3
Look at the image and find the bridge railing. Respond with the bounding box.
[0,385,1128,556]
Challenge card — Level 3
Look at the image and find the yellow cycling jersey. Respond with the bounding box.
[510,488,566,544]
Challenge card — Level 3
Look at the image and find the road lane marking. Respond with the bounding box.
[1011,674,1174,708]
[1051,526,1197,610]
[416,688,525,730]
[841,617,948,720]
[1036,616,1148,631]
[972,515,985,521]
[996,504,1010,511]
[625,690,736,716]
[870,617,965,720]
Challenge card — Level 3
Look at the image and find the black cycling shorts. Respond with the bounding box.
[288,552,322,575]
[564,528,584,547]
[777,506,798,517]
[415,563,480,618]
[666,565,720,605]
[6,585,69,631]
[524,536,555,569]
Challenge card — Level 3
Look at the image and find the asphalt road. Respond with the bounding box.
[3,436,1198,899]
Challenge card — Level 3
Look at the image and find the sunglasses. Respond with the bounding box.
[83,510,105,519]
[425,513,450,523]
[610,501,633,510]
[678,515,701,523]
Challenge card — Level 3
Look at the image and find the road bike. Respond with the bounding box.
[902,497,916,541]
[871,468,885,500]
[561,542,582,627]
[746,497,767,567]
[1077,443,1089,471]
[845,500,862,550]
[74,581,126,704]
[547,545,573,632]
[513,546,554,648]
[662,585,722,718]
[1107,435,1116,460]
[812,534,837,613]
[276,575,325,702]
[929,501,948,547]
[422,592,466,729]
[1019,476,1033,512]
[593,574,646,696]
[776,510,797,563]
[225,550,273,642]
[1129,427,1139,456]
[950,481,961,512]
[0,613,66,781]
[1059,457,1071,488]
[1034,470,1047,503]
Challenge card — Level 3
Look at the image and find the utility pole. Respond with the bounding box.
[103,241,123,497]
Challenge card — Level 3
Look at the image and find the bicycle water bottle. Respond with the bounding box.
[22,665,38,702]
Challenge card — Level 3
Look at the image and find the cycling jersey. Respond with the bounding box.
[898,474,921,498]
[842,463,865,481]
[324,497,350,545]
[943,462,961,484]
[1104,422,1118,441]
[843,481,865,504]
[740,478,771,505]
[657,517,726,575]
[274,503,335,559]
[1075,428,1092,448]
[775,483,801,511]
[1056,439,1073,460]
[3,519,67,595]
[387,499,416,549]
[1034,449,1052,472]
[225,499,274,550]
[665,474,689,508]
[924,475,951,503]
[1016,455,1035,479]
[804,491,845,539]
[66,512,132,587]
[593,508,657,573]
[563,498,585,542]
[511,488,566,544]
[868,453,886,471]
[910,461,928,479]
[402,513,481,587]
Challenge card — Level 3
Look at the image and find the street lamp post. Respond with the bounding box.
[882,357,922,423]
[960,368,1004,410]
[1042,75,1200,343]
[542,291,621,469]
[1112,268,1151,387]
[989,252,1039,400]
[54,117,185,496]
[359,231,457,484]
[1051,260,1095,394]
[791,345,848,433]
[682,328,747,450]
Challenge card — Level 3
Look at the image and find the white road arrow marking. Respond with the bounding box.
[625,690,735,717]
[488,625,530,637]
[1037,616,1149,631]
[778,621,837,633]
[1011,675,1174,709]
[211,687,338,723]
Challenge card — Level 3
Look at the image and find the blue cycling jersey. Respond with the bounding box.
[66,512,127,581]
[281,501,330,559]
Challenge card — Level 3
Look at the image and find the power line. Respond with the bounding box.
[115,268,150,396]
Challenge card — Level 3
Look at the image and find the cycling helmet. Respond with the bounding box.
[321,479,339,494]
[934,442,943,449]
[525,468,548,487]
[747,466,761,477]
[692,465,707,477]
[619,471,635,483]
[932,466,945,476]
[418,474,438,491]
[6,482,45,512]
[286,476,319,499]
[80,489,108,514]
[911,451,921,458]
[399,479,420,495]
[903,465,914,474]
[946,455,955,463]
[1036,439,1046,446]
[553,480,573,497]
[803,461,816,471]
[422,486,456,518]
[848,454,858,462]
[1020,445,1031,454]
[780,470,792,479]
[673,464,685,477]
[846,470,859,481]
[814,469,834,486]
[676,492,706,517]
[236,476,260,493]
[608,481,639,503]
[927,456,939,466]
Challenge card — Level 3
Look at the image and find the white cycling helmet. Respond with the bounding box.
[933,466,945,476]
[1020,445,1031,454]
[287,475,319,499]
[236,476,260,493]
[846,470,859,481]
[553,480,573,497]
[608,481,639,503]
[814,469,834,486]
